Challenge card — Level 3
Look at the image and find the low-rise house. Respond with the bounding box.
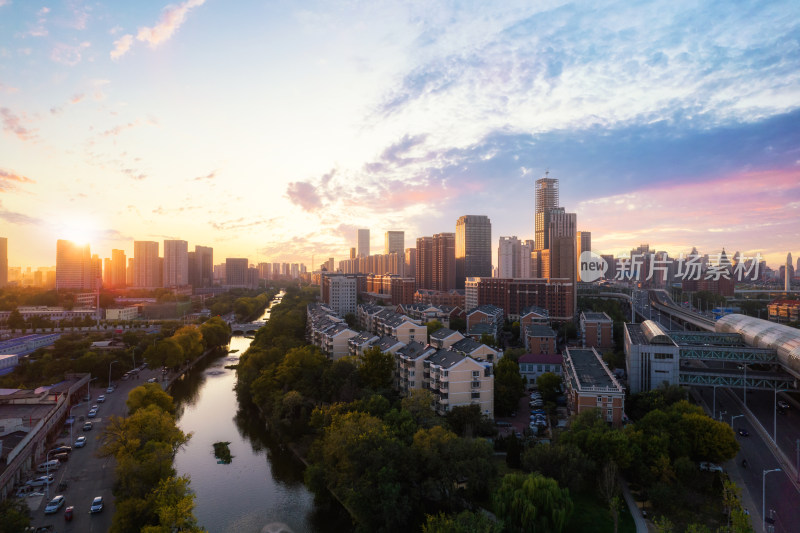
[348,331,379,357]
[580,311,614,350]
[424,350,494,419]
[450,337,500,363]
[523,324,557,353]
[563,347,626,427]
[518,353,563,384]
[519,305,550,328]
[429,328,465,350]
[394,341,437,394]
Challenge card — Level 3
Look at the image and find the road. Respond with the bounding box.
[28,366,165,532]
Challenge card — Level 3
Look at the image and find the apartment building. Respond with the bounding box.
[580,311,614,350]
[429,328,465,350]
[523,324,557,354]
[519,306,550,328]
[424,350,494,418]
[449,337,500,363]
[394,341,437,394]
[348,331,379,357]
[563,347,626,427]
[518,353,563,385]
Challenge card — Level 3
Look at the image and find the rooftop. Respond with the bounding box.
[525,324,556,337]
[566,347,622,392]
[450,337,492,354]
[427,349,466,369]
[519,353,563,365]
[430,328,460,341]
[582,311,612,322]
[376,336,405,352]
[397,341,434,360]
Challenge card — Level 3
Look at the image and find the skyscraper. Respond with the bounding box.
[433,232,456,291]
[385,231,404,255]
[226,258,249,287]
[534,174,559,251]
[195,246,213,288]
[0,237,7,288]
[357,229,370,258]
[111,249,126,288]
[787,253,793,292]
[576,231,592,281]
[163,240,189,287]
[455,215,492,289]
[415,237,433,290]
[56,239,92,290]
[133,241,160,288]
[498,236,522,279]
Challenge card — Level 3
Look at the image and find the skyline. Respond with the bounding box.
[1,1,799,268]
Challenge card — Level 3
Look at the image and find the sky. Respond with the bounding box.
[1,0,799,271]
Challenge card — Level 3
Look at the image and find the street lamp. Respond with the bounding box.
[742,363,749,407]
[68,403,83,448]
[108,360,119,390]
[731,414,744,428]
[719,411,727,422]
[762,468,781,533]
[45,448,57,499]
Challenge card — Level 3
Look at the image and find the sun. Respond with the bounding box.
[61,219,98,246]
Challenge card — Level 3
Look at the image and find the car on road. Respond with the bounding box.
[777,400,790,410]
[52,453,69,463]
[87,408,98,418]
[82,421,93,431]
[147,377,157,383]
[44,495,66,514]
[97,394,106,403]
[90,496,104,513]
[74,436,87,448]
[26,475,54,487]
[737,428,750,437]
[106,386,114,393]
[50,445,71,455]
[64,505,74,521]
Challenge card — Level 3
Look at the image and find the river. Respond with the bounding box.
[170,293,351,533]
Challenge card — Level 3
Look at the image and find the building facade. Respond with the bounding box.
[456,215,492,289]
[55,240,92,290]
[133,241,160,288]
[358,229,370,258]
[563,347,626,427]
[385,231,404,255]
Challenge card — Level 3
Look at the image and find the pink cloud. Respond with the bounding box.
[136,0,205,48]
[579,168,800,263]
[286,181,323,212]
[0,107,36,141]
[110,34,133,60]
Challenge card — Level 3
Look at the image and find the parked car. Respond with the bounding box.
[74,436,87,448]
[699,461,723,472]
[90,496,104,513]
[82,421,93,431]
[97,395,106,403]
[44,495,66,514]
[52,453,69,463]
[26,475,54,487]
[50,445,72,455]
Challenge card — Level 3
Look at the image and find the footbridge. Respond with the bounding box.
[230,321,266,334]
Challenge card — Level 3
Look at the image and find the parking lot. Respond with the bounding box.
[26,365,164,532]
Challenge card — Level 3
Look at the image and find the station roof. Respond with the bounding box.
[716,314,800,378]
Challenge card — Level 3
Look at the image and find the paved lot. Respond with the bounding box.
[28,367,164,532]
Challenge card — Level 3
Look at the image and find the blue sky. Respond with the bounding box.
[0,0,798,269]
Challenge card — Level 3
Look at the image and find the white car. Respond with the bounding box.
[97,394,106,403]
[106,386,114,393]
[699,462,723,473]
[26,474,54,487]
[90,496,104,513]
[74,436,87,448]
[44,494,66,514]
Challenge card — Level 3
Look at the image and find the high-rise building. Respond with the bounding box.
[226,258,249,287]
[350,247,356,259]
[194,246,213,288]
[103,258,113,287]
[357,229,370,258]
[163,240,189,287]
[534,174,559,250]
[111,249,126,288]
[385,231,405,255]
[0,237,7,287]
[416,237,433,290]
[456,215,492,289]
[127,258,135,286]
[433,232,456,291]
[787,253,793,292]
[405,248,416,280]
[498,236,521,279]
[133,241,160,288]
[56,239,92,290]
[576,231,592,282]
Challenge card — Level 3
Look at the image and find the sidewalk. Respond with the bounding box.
[619,476,650,533]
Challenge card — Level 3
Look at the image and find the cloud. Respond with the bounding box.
[286,181,323,212]
[121,168,147,181]
[110,34,133,60]
[210,216,278,232]
[0,168,34,192]
[193,170,217,181]
[0,201,40,225]
[0,107,36,141]
[50,42,91,66]
[110,0,205,59]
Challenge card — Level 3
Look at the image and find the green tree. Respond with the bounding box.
[142,476,206,533]
[401,389,437,429]
[127,383,175,415]
[422,511,502,533]
[449,317,466,332]
[521,442,596,493]
[358,345,395,391]
[446,404,494,438]
[536,372,562,402]
[7,309,25,332]
[427,319,445,340]
[198,316,230,349]
[493,472,573,533]
[0,497,31,533]
[494,357,524,416]
[480,333,497,347]
[173,325,203,360]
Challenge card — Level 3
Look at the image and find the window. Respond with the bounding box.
[537,365,543,372]
[596,396,602,404]
[654,353,673,360]
[472,370,480,378]
[471,381,481,388]
[443,370,448,377]
[471,392,481,399]
[607,409,613,420]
